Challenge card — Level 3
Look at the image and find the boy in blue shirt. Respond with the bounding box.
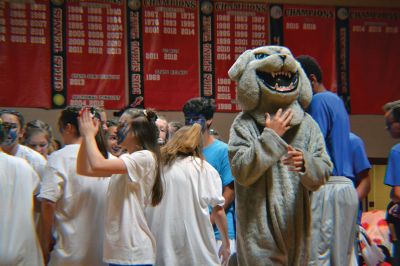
[297,55,359,266]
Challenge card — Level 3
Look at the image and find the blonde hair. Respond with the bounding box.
[161,124,204,166]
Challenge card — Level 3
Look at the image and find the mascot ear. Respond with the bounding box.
[228,50,253,81]
[297,65,313,109]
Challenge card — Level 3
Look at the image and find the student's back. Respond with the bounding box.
[146,156,224,266]
[0,152,44,266]
[39,144,109,265]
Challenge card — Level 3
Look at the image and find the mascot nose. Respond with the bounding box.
[279,55,287,61]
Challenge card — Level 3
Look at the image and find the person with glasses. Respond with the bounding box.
[383,100,400,265]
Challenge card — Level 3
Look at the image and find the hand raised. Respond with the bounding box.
[78,108,100,137]
[265,108,293,137]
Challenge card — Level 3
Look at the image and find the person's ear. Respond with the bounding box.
[206,119,212,128]
[64,123,76,135]
[18,126,24,138]
[309,74,318,85]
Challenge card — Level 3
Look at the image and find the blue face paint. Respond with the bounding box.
[116,123,130,145]
[185,114,207,131]
[3,127,18,146]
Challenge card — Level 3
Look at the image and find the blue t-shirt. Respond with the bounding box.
[350,132,371,224]
[384,143,400,187]
[307,91,354,179]
[203,139,235,240]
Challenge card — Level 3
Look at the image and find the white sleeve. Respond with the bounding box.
[199,162,225,208]
[120,151,156,184]
[38,156,64,203]
[19,159,41,196]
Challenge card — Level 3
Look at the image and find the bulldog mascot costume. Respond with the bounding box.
[227,46,332,265]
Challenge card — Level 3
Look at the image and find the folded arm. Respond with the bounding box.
[228,117,287,187]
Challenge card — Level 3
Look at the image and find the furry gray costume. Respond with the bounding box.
[227,46,332,265]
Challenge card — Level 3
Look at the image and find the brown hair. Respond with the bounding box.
[58,106,109,158]
[122,108,163,206]
[23,120,53,154]
[161,124,204,166]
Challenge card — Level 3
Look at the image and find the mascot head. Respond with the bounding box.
[228,46,312,125]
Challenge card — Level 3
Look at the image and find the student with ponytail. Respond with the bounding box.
[146,124,230,266]
[77,108,163,266]
[39,106,110,265]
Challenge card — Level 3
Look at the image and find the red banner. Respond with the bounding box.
[349,8,400,114]
[142,1,199,111]
[283,5,337,92]
[0,1,51,108]
[65,0,125,109]
[213,1,268,112]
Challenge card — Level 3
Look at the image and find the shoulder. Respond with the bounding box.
[212,139,228,150]
[302,113,322,129]
[349,133,363,146]
[310,91,341,106]
[391,143,400,154]
[121,150,155,165]
[232,112,254,126]
[47,145,76,162]
[18,144,47,162]
[0,152,35,171]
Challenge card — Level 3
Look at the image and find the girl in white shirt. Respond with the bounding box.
[0,118,44,266]
[146,124,231,266]
[77,108,163,266]
[39,106,110,266]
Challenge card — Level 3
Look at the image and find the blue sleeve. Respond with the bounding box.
[385,148,400,186]
[220,146,234,187]
[352,136,371,176]
[307,96,330,138]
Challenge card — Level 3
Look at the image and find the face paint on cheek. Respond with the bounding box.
[185,114,207,131]
[3,129,18,146]
[116,124,129,145]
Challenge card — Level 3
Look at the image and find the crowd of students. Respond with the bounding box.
[0,98,235,266]
[0,60,399,265]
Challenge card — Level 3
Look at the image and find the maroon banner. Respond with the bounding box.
[65,0,125,109]
[349,8,400,114]
[283,5,337,92]
[0,1,51,108]
[213,1,268,112]
[141,0,199,111]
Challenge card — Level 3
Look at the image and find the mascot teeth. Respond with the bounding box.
[256,70,299,93]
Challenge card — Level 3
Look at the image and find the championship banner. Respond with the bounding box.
[199,0,214,100]
[0,1,51,108]
[64,0,126,109]
[282,5,337,93]
[141,0,199,111]
[127,0,144,109]
[213,1,268,112]
[349,8,400,114]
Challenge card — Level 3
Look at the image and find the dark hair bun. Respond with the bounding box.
[144,109,158,123]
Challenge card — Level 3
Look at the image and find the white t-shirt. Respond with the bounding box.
[15,144,47,179]
[0,152,44,266]
[145,156,225,266]
[39,144,109,266]
[103,150,157,265]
